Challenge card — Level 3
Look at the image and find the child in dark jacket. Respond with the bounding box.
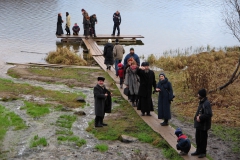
[175,128,191,155]
[117,63,124,89]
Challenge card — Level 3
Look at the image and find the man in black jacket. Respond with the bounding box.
[111,11,121,36]
[90,14,97,37]
[93,77,112,127]
[191,89,212,158]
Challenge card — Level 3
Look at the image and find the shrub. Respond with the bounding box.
[46,47,87,65]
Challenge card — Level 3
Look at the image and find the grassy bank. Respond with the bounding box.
[149,48,240,152]
[0,78,85,108]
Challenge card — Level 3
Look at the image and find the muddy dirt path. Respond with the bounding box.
[0,75,166,160]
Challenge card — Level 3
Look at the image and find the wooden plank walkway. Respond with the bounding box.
[82,38,208,160]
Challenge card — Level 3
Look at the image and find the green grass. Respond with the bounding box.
[95,144,108,152]
[55,114,86,147]
[20,101,50,118]
[0,105,26,144]
[0,78,85,108]
[212,124,240,153]
[30,135,47,148]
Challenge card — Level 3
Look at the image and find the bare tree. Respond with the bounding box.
[224,0,240,42]
[207,0,240,93]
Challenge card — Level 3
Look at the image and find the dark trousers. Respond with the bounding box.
[112,24,120,35]
[95,116,104,125]
[90,26,96,37]
[129,94,138,103]
[119,78,124,85]
[195,129,208,154]
[65,26,70,34]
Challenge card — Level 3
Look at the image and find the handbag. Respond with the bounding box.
[123,87,129,96]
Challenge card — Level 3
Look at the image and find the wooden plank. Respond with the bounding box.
[57,34,144,39]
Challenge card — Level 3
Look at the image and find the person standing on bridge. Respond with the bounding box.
[111,11,121,36]
[81,9,89,34]
[56,13,64,35]
[83,16,91,39]
[191,89,212,158]
[90,14,97,37]
[156,73,174,126]
[104,39,114,70]
[65,12,71,35]
[94,77,112,127]
[123,48,140,67]
[113,39,125,76]
[137,62,156,116]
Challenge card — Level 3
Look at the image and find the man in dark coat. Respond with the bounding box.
[93,77,112,127]
[137,62,156,116]
[191,89,212,158]
[104,39,114,70]
[90,14,97,37]
[111,11,121,36]
[156,73,174,126]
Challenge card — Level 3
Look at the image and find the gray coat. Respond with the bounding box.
[113,44,125,60]
[93,84,112,116]
[124,67,140,95]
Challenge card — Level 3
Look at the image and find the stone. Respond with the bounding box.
[119,135,138,143]
[61,106,72,112]
[76,96,86,102]
[74,111,86,116]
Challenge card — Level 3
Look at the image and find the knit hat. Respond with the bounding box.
[115,39,119,43]
[159,73,166,77]
[198,89,207,98]
[141,62,149,66]
[108,39,112,43]
[130,47,134,51]
[97,77,105,81]
[175,128,182,137]
[81,9,85,12]
[117,63,123,68]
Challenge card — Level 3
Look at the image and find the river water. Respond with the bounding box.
[0,0,239,64]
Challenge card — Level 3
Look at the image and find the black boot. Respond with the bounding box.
[95,116,103,127]
[100,117,107,126]
[161,119,169,126]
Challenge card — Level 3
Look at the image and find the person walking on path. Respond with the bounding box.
[104,39,114,70]
[113,39,125,76]
[117,63,124,89]
[137,62,156,116]
[191,89,212,158]
[81,9,89,34]
[65,12,71,35]
[83,16,91,39]
[93,77,112,127]
[56,13,64,35]
[175,128,191,156]
[72,23,80,35]
[124,59,140,107]
[90,14,97,37]
[123,48,140,67]
[156,73,174,126]
[111,11,121,36]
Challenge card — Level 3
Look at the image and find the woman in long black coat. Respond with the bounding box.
[56,13,64,35]
[83,16,91,38]
[103,39,114,70]
[156,73,174,126]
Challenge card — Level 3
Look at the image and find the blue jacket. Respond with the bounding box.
[123,53,140,66]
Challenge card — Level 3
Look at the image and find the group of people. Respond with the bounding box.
[56,10,121,38]
[96,40,213,158]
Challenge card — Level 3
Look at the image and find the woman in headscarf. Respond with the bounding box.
[124,58,140,107]
[56,13,64,35]
[156,73,174,126]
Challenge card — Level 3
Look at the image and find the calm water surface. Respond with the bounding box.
[0,0,238,63]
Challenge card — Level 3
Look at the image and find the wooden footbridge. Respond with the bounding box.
[56,35,207,160]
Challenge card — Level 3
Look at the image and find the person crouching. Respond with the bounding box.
[175,128,191,156]
[93,77,112,127]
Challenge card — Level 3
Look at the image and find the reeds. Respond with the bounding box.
[46,47,87,66]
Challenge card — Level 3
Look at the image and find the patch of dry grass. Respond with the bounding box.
[46,47,87,65]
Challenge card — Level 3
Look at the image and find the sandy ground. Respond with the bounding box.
[0,61,239,160]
